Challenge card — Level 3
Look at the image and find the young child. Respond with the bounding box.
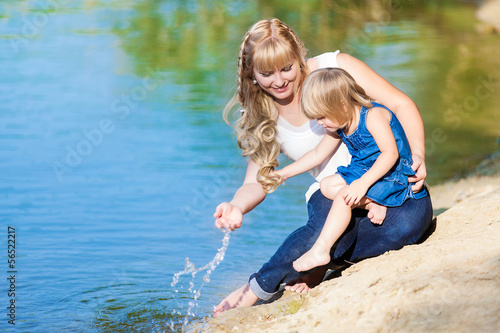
[275,68,428,272]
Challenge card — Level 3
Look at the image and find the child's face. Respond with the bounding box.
[317,117,341,133]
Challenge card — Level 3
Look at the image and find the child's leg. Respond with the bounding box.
[293,186,352,272]
[322,175,387,225]
[320,174,347,200]
[355,197,387,225]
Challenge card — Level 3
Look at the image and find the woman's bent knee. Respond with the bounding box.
[389,196,433,245]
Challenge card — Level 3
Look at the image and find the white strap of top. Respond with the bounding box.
[315,50,340,68]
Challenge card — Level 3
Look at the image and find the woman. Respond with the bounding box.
[213,18,432,317]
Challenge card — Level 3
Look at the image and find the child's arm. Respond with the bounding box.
[276,132,342,181]
[343,107,399,205]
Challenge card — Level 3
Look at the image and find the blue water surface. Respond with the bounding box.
[1,2,311,331]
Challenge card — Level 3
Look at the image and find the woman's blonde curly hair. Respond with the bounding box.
[223,19,308,192]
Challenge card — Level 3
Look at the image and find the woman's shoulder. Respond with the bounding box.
[307,50,341,71]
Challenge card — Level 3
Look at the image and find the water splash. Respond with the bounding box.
[170,228,231,329]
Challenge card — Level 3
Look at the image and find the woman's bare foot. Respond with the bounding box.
[213,283,258,317]
[367,202,387,225]
[293,244,331,272]
[285,266,328,293]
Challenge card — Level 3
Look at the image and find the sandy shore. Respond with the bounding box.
[197,173,500,332]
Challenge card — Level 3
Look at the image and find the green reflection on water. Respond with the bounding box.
[112,0,499,185]
[6,0,490,180]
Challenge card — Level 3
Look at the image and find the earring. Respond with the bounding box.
[253,79,257,85]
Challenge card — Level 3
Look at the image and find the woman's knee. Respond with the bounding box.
[387,197,433,243]
[306,190,333,231]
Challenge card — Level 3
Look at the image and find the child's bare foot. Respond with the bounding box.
[293,244,330,272]
[213,283,258,317]
[285,266,328,293]
[367,202,387,225]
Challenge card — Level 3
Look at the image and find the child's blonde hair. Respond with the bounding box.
[223,19,308,192]
[301,68,373,130]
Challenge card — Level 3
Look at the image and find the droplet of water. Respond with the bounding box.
[168,228,231,330]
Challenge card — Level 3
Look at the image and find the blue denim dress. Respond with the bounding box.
[336,102,428,207]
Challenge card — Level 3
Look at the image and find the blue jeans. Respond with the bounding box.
[249,188,433,300]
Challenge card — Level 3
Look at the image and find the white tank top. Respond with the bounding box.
[276,51,351,202]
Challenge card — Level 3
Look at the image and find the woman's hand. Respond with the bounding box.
[214,202,243,231]
[409,154,427,192]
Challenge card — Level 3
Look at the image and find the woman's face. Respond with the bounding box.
[252,60,300,104]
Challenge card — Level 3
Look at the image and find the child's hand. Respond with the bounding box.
[343,180,369,206]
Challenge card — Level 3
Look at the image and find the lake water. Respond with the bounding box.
[1,1,499,332]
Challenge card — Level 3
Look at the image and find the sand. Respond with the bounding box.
[197,174,500,332]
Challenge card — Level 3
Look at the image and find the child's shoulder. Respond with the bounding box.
[365,104,392,123]
[365,102,393,114]
[366,102,390,111]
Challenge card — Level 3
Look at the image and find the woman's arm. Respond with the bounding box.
[214,159,267,231]
[276,132,342,181]
[336,53,426,191]
[343,107,399,205]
